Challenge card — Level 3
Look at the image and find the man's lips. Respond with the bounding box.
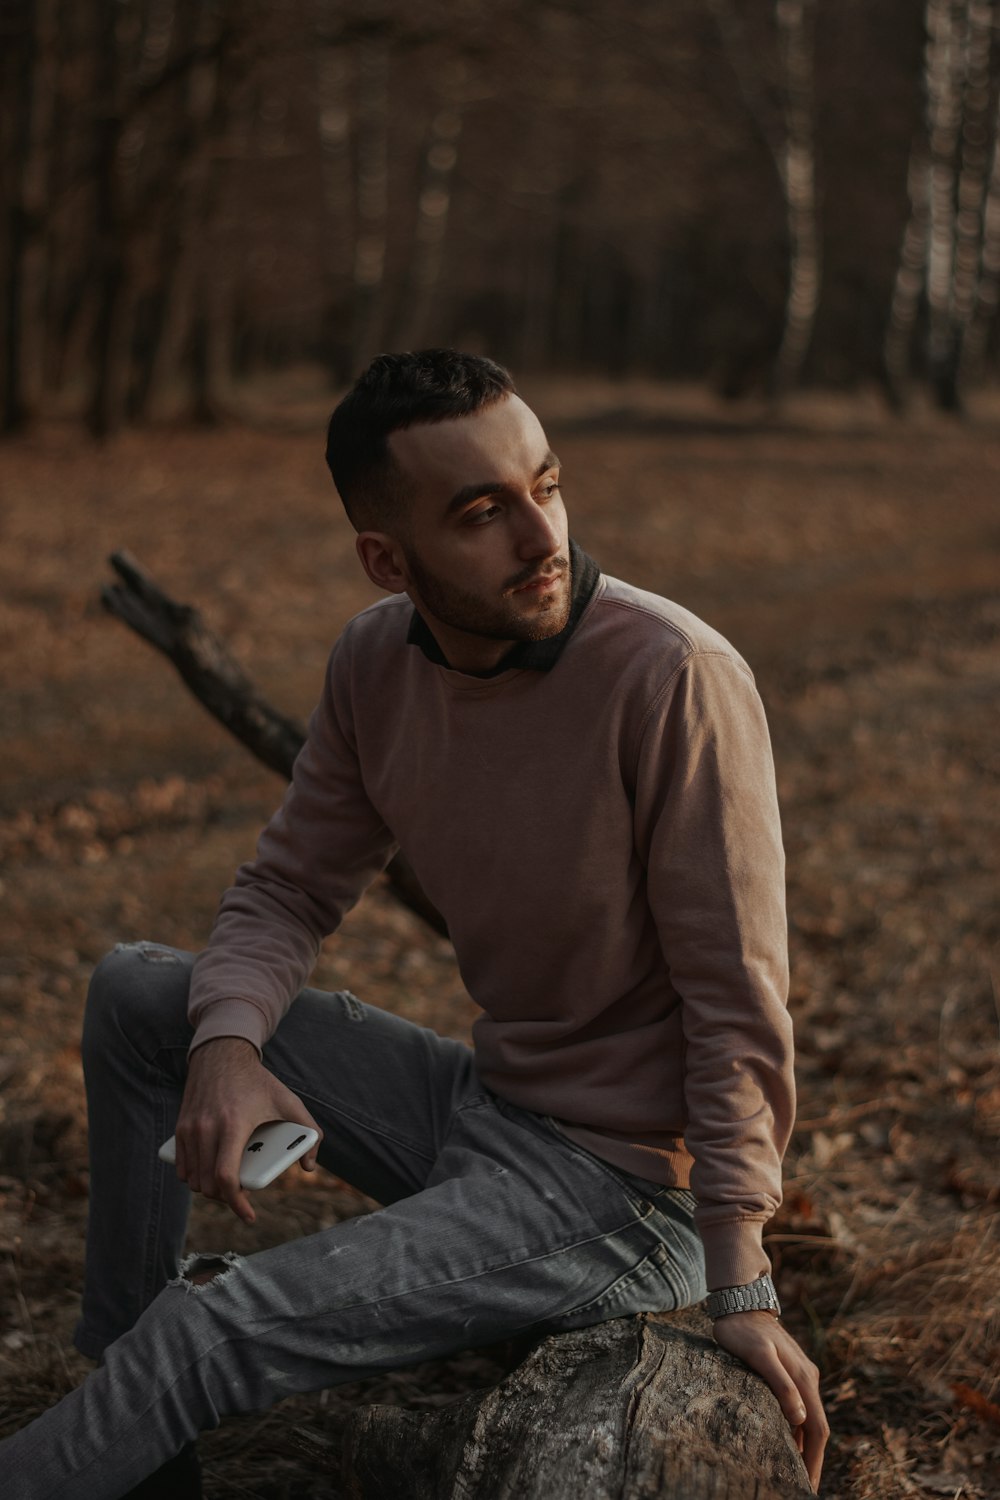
[509,569,566,594]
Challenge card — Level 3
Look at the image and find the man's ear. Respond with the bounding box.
[356,531,410,595]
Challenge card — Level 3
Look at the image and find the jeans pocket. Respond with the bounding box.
[543,1241,682,1331]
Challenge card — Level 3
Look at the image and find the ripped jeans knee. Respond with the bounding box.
[169,1251,242,1292]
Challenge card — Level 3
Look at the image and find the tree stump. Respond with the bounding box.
[341,1309,812,1499]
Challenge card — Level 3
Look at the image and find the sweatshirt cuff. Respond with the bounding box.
[188,998,270,1059]
[697,1216,772,1291]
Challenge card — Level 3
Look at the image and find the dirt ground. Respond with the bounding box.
[0,378,997,1497]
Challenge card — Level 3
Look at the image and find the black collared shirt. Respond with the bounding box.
[405,539,601,677]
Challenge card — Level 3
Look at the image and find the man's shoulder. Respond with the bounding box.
[586,574,750,676]
[336,594,413,655]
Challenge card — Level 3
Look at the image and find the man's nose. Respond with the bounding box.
[514,496,562,558]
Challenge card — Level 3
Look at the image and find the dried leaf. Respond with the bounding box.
[951,1383,1000,1428]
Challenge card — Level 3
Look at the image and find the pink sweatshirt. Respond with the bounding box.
[189,565,794,1290]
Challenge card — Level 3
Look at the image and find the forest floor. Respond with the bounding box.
[0,378,997,1498]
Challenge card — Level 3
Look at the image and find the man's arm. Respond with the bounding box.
[634,650,827,1488]
[176,630,397,1214]
[187,631,398,1053]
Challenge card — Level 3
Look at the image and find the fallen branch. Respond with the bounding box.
[100,550,447,936]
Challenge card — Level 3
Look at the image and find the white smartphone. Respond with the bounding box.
[158,1121,320,1191]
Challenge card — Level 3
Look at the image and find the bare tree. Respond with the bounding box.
[772,0,820,394]
[705,0,821,395]
[961,75,1000,376]
[885,141,932,403]
[350,10,391,366]
[393,71,465,350]
[1,0,58,431]
[314,2,356,378]
[131,0,236,420]
[926,0,968,407]
[885,0,1000,408]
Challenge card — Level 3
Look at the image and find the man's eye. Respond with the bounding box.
[468,504,501,525]
[536,482,561,500]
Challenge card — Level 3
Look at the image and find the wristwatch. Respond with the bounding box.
[706,1273,781,1320]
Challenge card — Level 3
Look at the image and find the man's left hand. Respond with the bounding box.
[711,1311,828,1493]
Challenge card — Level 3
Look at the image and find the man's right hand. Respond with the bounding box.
[174,1037,323,1224]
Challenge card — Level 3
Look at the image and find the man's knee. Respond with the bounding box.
[83,942,192,1062]
[172,1252,241,1290]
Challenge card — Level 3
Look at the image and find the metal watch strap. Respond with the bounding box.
[706,1273,781,1320]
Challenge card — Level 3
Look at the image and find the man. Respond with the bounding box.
[2,350,827,1496]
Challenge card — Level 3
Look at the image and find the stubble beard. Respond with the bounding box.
[402,545,572,643]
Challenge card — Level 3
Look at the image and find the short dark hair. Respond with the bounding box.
[325,349,516,531]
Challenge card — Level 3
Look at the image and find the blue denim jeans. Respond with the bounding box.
[1,941,706,1498]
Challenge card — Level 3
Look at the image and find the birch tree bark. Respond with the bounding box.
[926,0,968,407]
[705,0,821,396]
[885,0,1000,407]
[949,0,994,357]
[884,141,932,405]
[961,78,1000,376]
[772,0,820,395]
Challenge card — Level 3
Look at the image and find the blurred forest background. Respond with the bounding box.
[3,0,1000,430]
[1,3,999,1499]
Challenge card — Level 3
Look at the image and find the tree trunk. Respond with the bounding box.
[704,0,821,397]
[351,18,390,367]
[1,0,58,431]
[884,139,931,405]
[772,0,820,395]
[130,0,234,421]
[393,77,464,351]
[925,0,967,408]
[961,76,1000,376]
[314,8,355,380]
[88,0,130,438]
[340,1309,813,1500]
[949,0,993,355]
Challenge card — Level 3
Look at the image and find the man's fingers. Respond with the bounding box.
[213,1123,257,1224]
[279,1093,324,1172]
[175,1112,257,1222]
[298,1109,322,1171]
[173,1048,322,1215]
[801,1395,830,1492]
[761,1353,809,1432]
[712,1315,827,1492]
[176,1119,217,1198]
[777,1353,826,1492]
[778,1351,826,1492]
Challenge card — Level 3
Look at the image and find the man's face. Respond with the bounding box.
[379,394,571,671]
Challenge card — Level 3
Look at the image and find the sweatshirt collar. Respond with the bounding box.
[406,540,600,677]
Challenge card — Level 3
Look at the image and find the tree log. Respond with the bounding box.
[100,550,447,936]
[340,1309,813,1499]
